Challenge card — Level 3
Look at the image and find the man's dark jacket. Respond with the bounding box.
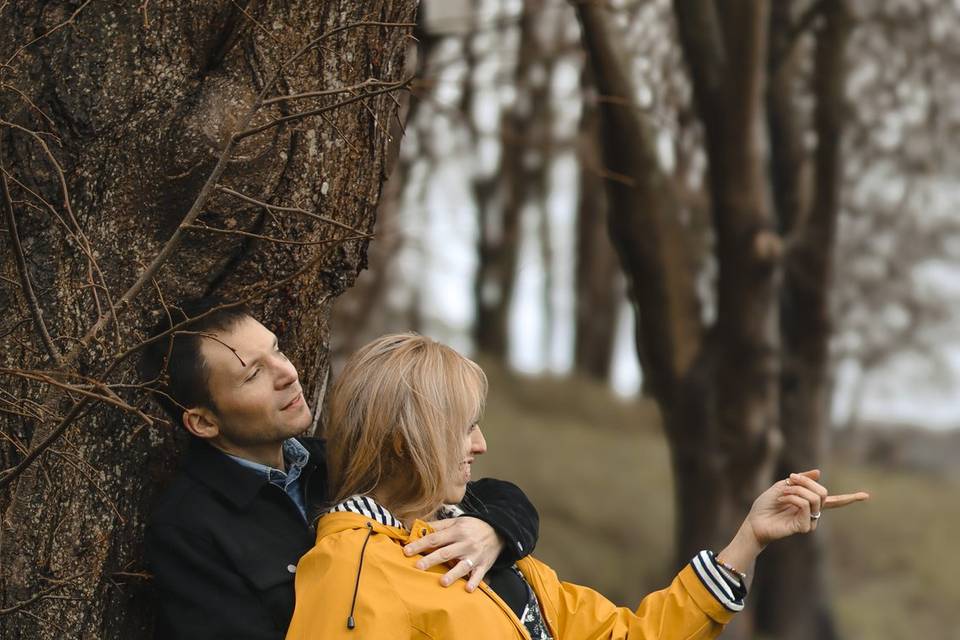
[146,438,539,639]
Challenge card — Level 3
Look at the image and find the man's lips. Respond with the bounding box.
[281,393,303,411]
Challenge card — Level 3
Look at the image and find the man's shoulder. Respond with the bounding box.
[148,436,327,533]
[148,466,219,531]
[148,440,248,531]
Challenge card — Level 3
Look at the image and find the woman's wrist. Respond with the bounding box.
[716,522,764,581]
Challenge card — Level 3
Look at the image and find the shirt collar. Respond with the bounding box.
[225,438,310,484]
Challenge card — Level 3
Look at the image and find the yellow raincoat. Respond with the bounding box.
[286,512,735,639]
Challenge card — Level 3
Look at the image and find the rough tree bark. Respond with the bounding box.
[0,1,417,637]
[574,2,852,637]
[329,13,437,358]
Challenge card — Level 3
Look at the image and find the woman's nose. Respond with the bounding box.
[470,428,487,454]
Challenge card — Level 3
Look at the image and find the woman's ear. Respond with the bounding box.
[182,407,220,439]
[391,432,406,459]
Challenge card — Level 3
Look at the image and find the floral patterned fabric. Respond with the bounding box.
[515,567,554,639]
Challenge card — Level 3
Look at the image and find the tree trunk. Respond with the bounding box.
[473,1,544,359]
[575,0,779,559]
[757,3,853,639]
[576,1,854,637]
[573,68,620,381]
[0,1,417,637]
[572,0,721,565]
[673,4,784,561]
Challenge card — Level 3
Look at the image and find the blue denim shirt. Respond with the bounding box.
[225,438,310,521]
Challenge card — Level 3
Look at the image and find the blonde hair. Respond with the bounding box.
[326,333,488,523]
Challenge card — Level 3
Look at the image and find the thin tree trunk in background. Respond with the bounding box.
[572,1,723,568]
[474,1,543,358]
[573,68,620,381]
[758,3,852,639]
[470,0,505,357]
[533,26,558,367]
[673,3,783,558]
[538,193,555,363]
[0,1,417,636]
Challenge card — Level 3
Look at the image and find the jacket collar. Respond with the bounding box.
[328,495,405,529]
[182,437,325,510]
[316,510,437,545]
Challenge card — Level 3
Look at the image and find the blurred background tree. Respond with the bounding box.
[332,1,960,639]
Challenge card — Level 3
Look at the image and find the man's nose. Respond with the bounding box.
[273,354,299,387]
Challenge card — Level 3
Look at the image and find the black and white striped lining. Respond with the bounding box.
[690,550,747,612]
[329,495,404,530]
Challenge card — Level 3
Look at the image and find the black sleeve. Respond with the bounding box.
[460,477,540,567]
[145,523,283,640]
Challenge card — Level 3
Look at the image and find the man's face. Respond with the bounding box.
[197,316,312,461]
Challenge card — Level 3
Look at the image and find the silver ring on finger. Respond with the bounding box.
[810,511,821,521]
[464,557,475,569]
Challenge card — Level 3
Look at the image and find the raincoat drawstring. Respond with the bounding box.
[346,521,375,630]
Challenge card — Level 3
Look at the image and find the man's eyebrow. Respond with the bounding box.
[239,335,279,374]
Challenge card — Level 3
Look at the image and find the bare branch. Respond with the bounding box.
[0,572,87,617]
[1,152,61,363]
[0,120,121,347]
[214,185,369,234]
[185,221,370,246]
[0,393,89,488]
[317,110,362,155]
[0,81,57,129]
[0,242,344,489]
[230,0,279,44]
[262,77,396,105]
[139,0,151,28]
[0,369,154,425]
[47,21,414,374]
[284,21,417,71]
[47,444,125,522]
[235,78,412,140]
[1,169,82,249]
[0,273,20,288]
[172,331,246,367]
[1,0,93,71]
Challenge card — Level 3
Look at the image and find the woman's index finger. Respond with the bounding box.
[823,492,871,509]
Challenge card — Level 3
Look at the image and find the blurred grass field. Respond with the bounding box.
[471,361,960,640]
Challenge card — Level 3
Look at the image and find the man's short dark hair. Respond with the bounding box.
[139,298,251,426]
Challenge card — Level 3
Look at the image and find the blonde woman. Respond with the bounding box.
[287,334,868,639]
